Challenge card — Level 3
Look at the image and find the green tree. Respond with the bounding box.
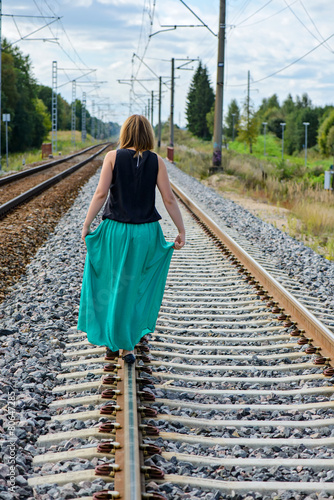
[237,94,258,153]
[326,126,334,157]
[225,99,240,140]
[186,62,215,139]
[318,110,334,155]
[1,40,51,153]
[37,84,71,130]
[206,104,214,137]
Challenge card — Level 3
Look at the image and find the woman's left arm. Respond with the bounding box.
[81,150,116,242]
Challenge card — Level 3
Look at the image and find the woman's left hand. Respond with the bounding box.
[81,225,90,243]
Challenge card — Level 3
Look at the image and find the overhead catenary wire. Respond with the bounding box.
[32,0,95,84]
[234,0,273,27]
[299,0,334,53]
[228,31,334,87]
[283,0,334,55]
[234,0,299,29]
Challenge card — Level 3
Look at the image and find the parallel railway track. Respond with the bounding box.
[27,180,334,499]
[0,143,110,218]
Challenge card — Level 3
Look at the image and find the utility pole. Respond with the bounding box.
[169,57,175,148]
[158,76,162,148]
[81,92,87,142]
[51,61,58,154]
[303,121,310,166]
[151,90,154,126]
[71,80,76,146]
[91,100,95,141]
[247,70,250,133]
[262,122,267,156]
[212,0,226,168]
[280,122,286,160]
[0,0,3,170]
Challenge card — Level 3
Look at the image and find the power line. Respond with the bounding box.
[43,0,95,72]
[283,0,334,54]
[299,0,334,53]
[229,0,252,26]
[235,0,299,29]
[235,0,273,27]
[33,0,93,80]
[228,31,334,87]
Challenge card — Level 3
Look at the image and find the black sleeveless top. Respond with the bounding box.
[102,148,162,224]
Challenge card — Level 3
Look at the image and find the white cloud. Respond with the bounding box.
[4,0,334,126]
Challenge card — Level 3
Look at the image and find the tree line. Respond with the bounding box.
[1,41,119,155]
[186,61,334,157]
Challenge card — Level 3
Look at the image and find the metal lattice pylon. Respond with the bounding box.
[71,80,76,146]
[81,92,86,142]
[97,106,101,140]
[51,61,57,154]
[91,100,95,141]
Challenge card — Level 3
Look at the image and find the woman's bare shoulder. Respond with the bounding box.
[104,149,117,165]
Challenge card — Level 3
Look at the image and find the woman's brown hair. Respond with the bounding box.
[119,114,155,156]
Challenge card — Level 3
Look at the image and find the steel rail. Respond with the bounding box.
[0,144,110,218]
[113,360,142,500]
[0,142,108,187]
[170,180,334,360]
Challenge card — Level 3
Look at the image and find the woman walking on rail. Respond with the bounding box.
[77,114,185,364]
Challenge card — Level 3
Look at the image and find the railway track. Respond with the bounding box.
[27,181,334,499]
[0,143,110,218]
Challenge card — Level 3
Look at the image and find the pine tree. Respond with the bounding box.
[186,62,215,140]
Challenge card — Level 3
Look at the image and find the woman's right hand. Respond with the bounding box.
[173,232,185,250]
[81,224,90,244]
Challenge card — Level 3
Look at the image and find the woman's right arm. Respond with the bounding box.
[157,155,185,250]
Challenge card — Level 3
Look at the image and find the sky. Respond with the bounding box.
[3,0,334,128]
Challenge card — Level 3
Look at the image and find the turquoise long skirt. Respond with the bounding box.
[77,219,174,351]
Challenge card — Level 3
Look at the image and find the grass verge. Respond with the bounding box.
[1,131,102,173]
